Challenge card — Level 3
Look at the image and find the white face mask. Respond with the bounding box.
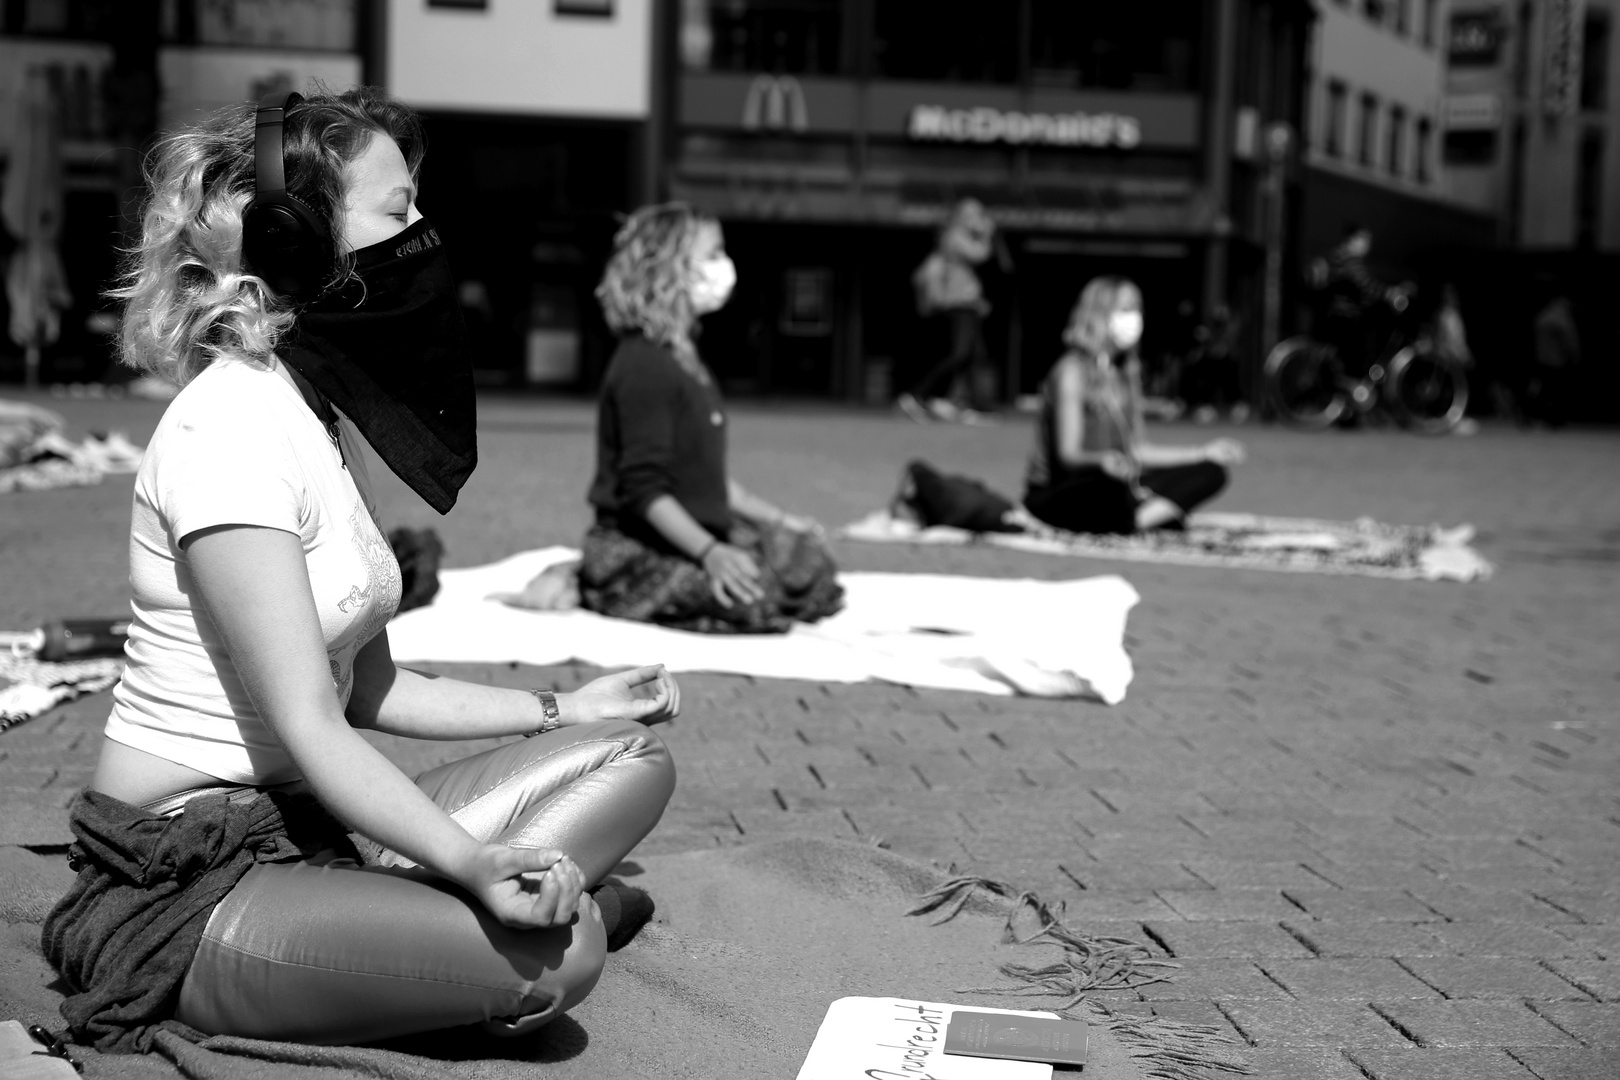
[1109,310,1144,350]
[690,255,737,314]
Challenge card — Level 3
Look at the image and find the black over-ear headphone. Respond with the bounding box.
[242,91,332,301]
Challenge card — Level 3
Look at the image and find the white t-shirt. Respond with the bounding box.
[104,358,402,785]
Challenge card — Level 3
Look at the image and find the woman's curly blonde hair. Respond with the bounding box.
[1063,275,1143,356]
[595,203,716,351]
[112,86,424,387]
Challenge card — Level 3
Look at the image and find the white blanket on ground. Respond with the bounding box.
[387,548,1138,704]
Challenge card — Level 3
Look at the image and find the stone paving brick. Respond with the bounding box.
[1259,958,1442,1001]
[1544,960,1620,1002]
[1284,888,1447,922]
[1135,958,1291,1002]
[1507,1046,1620,1079]
[1530,1003,1620,1046]
[1141,921,1317,959]
[1285,920,1447,958]
[1374,1001,1576,1048]
[1218,1001,1411,1048]
[1431,922,1595,959]
[1553,925,1620,961]
[1244,1046,1368,1079]
[1300,861,1447,891]
[1057,860,1208,892]
[1181,859,1335,890]
[1154,887,1303,922]
[1396,957,1596,1001]
[1346,1047,1539,1080]
[1412,885,1585,924]
[1532,889,1620,925]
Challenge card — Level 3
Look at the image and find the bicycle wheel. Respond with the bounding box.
[1385,346,1468,435]
[1264,337,1349,429]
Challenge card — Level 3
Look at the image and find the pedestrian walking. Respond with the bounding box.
[896,198,998,422]
[43,88,677,1052]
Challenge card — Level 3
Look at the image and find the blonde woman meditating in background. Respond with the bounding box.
[44,88,676,1053]
[1024,277,1245,534]
[509,204,842,633]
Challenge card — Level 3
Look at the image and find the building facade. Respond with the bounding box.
[659,0,1312,401]
[1445,0,1620,251]
[1300,0,1496,273]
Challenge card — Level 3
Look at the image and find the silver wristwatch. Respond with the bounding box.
[524,688,561,736]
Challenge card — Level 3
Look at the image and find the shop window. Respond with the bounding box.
[1358,91,1379,166]
[1576,129,1604,247]
[1582,9,1611,112]
[1421,0,1437,47]
[1027,0,1201,91]
[1386,104,1405,176]
[1414,115,1432,182]
[1363,0,1387,26]
[681,0,844,75]
[1394,0,1411,36]
[1324,79,1347,158]
[873,0,1017,83]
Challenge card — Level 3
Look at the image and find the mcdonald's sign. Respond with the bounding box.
[742,75,809,132]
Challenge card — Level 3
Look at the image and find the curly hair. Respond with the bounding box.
[1063,276,1142,356]
[595,203,716,351]
[112,85,425,387]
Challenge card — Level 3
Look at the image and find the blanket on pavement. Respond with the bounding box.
[387,548,1138,704]
[842,508,1493,583]
[0,838,1247,1080]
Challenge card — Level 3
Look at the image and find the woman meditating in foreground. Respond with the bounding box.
[520,203,842,633]
[1024,277,1246,534]
[43,88,676,1051]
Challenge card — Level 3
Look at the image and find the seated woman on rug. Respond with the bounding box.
[44,87,677,1053]
[1024,277,1245,534]
[509,204,842,633]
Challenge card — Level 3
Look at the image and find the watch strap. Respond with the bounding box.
[524,688,561,736]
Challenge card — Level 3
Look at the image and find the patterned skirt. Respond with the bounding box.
[579,519,844,634]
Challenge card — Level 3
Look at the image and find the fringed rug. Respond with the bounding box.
[0,653,123,733]
[843,508,1492,583]
[0,838,1248,1080]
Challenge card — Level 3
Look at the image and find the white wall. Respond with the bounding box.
[386,0,649,118]
[1307,0,1451,194]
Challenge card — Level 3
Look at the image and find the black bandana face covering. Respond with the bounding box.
[277,217,477,514]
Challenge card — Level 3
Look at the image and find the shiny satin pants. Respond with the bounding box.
[170,719,675,1045]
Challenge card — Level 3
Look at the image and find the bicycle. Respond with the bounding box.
[1262,288,1469,435]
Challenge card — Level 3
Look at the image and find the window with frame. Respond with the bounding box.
[681,0,845,75]
[1364,0,1387,26]
[1325,79,1348,157]
[1386,104,1406,176]
[1576,129,1605,247]
[1026,0,1202,91]
[1395,0,1411,36]
[1582,8,1612,112]
[1358,91,1379,166]
[1414,116,1432,182]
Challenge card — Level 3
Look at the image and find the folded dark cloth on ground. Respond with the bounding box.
[578,518,844,634]
[41,788,356,1053]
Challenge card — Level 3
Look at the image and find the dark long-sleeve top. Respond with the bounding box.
[587,336,732,541]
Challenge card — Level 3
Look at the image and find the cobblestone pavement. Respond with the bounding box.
[2,390,1617,1079]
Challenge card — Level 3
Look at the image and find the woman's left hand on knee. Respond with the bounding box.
[460,845,585,929]
[562,664,681,727]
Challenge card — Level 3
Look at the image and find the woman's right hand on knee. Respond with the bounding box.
[702,543,764,607]
[455,843,585,929]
